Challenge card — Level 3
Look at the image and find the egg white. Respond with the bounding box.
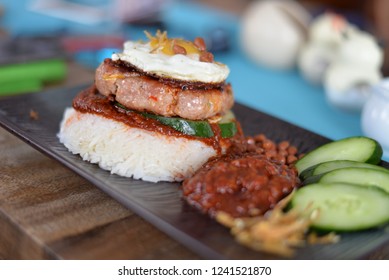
[112,41,229,83]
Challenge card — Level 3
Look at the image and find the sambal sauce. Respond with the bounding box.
[182,153,300,218]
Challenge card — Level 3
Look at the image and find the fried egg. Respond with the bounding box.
[112,40,229,83]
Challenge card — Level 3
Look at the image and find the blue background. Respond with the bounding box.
[3,0,382,159]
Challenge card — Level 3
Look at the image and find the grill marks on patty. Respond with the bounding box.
[95,59,234,120]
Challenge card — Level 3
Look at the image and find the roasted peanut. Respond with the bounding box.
[200,51,214,62]
[194,37,206,51]
[172,42,187,55]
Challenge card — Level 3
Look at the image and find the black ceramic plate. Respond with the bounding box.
[1,85,389,259]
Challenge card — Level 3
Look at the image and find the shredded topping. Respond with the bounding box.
[216,192,340,257]
[111,30,229,87]
[146,30,199,55]
[145,30,214,62]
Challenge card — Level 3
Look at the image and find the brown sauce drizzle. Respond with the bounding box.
[108,58,227,91]
[72,86,241,154]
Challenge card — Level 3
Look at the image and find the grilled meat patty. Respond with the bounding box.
[95,59,234,120]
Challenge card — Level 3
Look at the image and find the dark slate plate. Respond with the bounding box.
[1,85,389,260]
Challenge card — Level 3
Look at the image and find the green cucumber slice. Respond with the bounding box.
[141,111,214,137]
[295,137,383,174]
[312,167,389,193]
[219,122,237,138]
[300,160,389,181]
[218,110,237,138]
[291,183,389,231]
[115,102,237,138]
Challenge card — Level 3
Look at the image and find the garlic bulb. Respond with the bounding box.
[240,0,310,70]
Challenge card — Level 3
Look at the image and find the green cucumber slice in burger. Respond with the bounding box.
[141,111,215,137]
[218,110,237,138]
[115,102,237,138]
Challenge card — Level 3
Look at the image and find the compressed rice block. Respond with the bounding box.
[58,108,217,182]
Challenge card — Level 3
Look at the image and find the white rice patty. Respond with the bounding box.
[58,108,217,182]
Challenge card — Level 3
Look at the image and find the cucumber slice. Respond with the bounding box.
[312,167,389,193]
[295,137,383,174]
[218,110,238,138]
[219,122,237,138]
[300,160,389,181]
[291,183,389,231]
[114,102,237,138]
[141,111,215,137]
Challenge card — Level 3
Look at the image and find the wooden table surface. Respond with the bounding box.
[0,62,198,260]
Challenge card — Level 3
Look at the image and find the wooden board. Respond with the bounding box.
[0,128,198,259]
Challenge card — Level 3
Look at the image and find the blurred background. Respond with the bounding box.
[1,0,389,158]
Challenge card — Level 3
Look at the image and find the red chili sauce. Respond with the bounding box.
[182,153,300,218]
[72,86,243,154]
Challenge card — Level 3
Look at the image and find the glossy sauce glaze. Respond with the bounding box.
[182,153,300,218]
[72,86,243,154]
[109,59,227,91]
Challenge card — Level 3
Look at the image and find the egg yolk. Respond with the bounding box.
[146,30,201,56]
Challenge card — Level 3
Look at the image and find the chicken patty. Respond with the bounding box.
[95,59,234,120]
